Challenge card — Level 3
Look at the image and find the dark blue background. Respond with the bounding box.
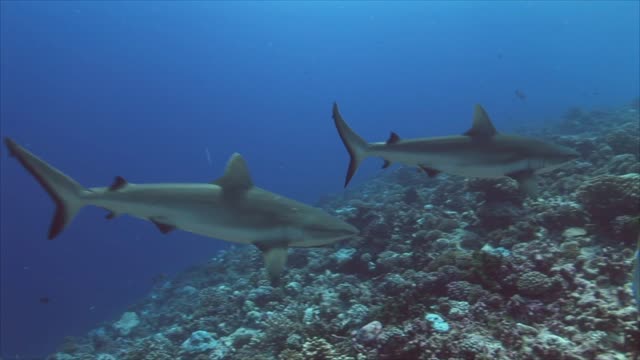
[1,1,638,357]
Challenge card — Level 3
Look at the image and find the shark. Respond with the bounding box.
[4,138,359,282]
[332,103,579,195]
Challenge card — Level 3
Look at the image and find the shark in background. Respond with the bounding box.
[4,138,359,282]
[332,102,580,195]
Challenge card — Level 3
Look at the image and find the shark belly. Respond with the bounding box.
[374,148,533,178]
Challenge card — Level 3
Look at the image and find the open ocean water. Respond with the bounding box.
[1,1,638,359]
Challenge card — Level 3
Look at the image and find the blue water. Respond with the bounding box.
[0,1,638,357]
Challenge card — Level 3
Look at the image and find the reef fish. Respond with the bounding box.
[4,138,359,282]
[332,103,579,196]
[515,89,527,101]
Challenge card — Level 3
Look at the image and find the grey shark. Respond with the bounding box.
[4,138,359,282]
[332,103,579,195]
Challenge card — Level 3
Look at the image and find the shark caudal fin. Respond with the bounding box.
[332,102,370,187]
[4,138,88,239]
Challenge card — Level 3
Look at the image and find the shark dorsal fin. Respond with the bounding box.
[464,104,497,138]
[214,153,253,192]
[386,132,401,144]
[109,176,128,191]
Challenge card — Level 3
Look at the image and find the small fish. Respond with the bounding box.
[39,297,51,304]
[515,89,527,101]
[205,147,212,166]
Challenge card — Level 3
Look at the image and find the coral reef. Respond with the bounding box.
[48,104,639,359]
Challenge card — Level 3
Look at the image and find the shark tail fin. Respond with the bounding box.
[4,138,88,239]
[332,102,370,187]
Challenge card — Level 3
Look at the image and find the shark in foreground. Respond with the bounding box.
[4,138,359,282]
[332,103,580,195]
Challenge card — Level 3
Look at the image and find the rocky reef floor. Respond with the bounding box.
[50,103,639,360]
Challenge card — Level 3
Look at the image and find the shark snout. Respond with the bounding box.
[306,217,360,244]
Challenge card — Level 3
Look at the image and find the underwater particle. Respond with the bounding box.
[180,330,219,354]
[113,311,140,336]
[425,313,450,332]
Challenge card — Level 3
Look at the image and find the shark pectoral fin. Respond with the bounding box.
[382,160,392,169]
[507,170,538,197]
[213,153,253,194]
[464,104,498,138]
[149,217,176,234]
[264,247,288,282]
[256,244,289,283]
[419,165,440,178]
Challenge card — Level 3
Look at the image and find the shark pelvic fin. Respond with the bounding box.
[260,245,288,283]
[150,217,175,234]
[109,176,128,191]
[507,169,538,197]
[214,153,253,192]
[464,104,497,138]
[419,165,441,177]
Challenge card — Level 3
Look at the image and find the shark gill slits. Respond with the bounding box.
[109,176,128,191]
